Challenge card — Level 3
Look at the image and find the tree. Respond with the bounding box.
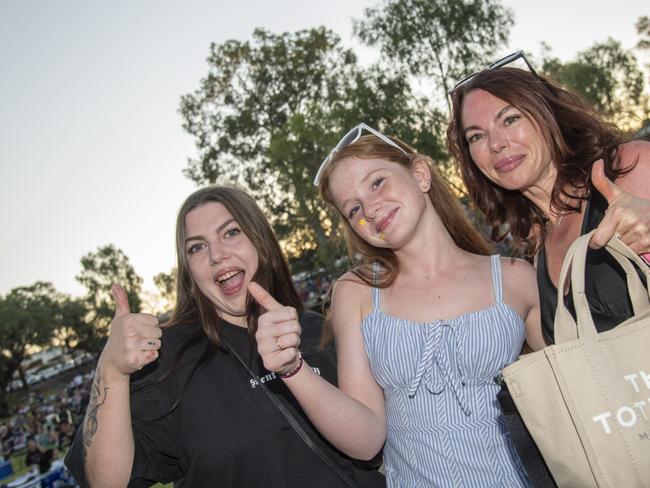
[542,39,648,129]
[354,0,514,108]
[0,282,59,400]
[53,296,90,360]
[637,16,650,51]
[151,268,177,317]
[76,245,142,351]
[180,27,446,268]
[0,353,12,416]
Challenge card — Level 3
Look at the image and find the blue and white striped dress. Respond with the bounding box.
[363,255,530,487]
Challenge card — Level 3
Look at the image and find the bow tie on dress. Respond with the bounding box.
[407,320,471,416]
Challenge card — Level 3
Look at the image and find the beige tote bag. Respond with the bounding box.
[502,231,650,487]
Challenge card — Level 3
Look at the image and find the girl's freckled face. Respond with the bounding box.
[327,156,428,248]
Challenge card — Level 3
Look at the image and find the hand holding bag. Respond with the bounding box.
[501,231,650,487]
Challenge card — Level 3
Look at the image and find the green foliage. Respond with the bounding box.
[53,296,90,357]
[637,16,650,51]
[0,282,59,400]
[354,0,514,105]
[153,268,177,315]
[178,4,515,267]
[542,39,648,127]
[180,27,447,268]
[76,245,142,351]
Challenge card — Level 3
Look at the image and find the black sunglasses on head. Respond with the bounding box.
[448,50,538,96]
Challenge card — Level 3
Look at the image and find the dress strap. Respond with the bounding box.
[490,254,504,303]
[371,262,381,312]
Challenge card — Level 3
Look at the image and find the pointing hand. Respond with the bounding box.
[248,282,302,376]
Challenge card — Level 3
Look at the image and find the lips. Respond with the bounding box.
[376,208,398,234]
[214,268,245,296]
[494,154,525,174]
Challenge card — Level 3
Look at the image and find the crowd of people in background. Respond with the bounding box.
[293,270,334,311]
[1,371,92,476]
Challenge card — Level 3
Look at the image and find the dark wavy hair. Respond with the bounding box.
[167,186,302,347]
[447,67,627,255]
[318,134,492,289]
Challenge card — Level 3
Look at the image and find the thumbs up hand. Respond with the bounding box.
[248,282,302,376]
[589,159,650,256]
[98,284,162,378]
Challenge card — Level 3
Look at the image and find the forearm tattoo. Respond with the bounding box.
[82,367,109,463]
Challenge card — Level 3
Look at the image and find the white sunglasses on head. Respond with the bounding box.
[448,50,538,96]
[313,123,408,185]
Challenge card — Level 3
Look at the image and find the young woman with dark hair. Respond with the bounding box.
[64,186,385,488]
[253,127,545,487]
[447,53,650,342]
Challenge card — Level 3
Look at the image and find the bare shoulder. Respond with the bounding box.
[499,256,537,301]
[499,255,535,275]
[616,141,650,197]
[330,271,373,331]
[332,271,370,302]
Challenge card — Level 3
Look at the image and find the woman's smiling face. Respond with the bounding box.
[460,88,556,194]
[184,201,259,325]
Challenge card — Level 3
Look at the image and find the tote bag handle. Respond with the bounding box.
[554,230,650,344]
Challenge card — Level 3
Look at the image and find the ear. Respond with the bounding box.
[410,158,432,193]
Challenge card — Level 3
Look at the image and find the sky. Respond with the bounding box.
[1,0,648,301]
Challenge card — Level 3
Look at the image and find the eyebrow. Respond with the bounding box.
[495,105,514,121]
[462,105,515,134]
[338,169,384,212]
[185,217,237,243]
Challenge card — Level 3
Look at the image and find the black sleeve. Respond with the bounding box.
[128,375,184,486]
[298,310,338,385]
[64,373,184,488]
[64,348,187,487]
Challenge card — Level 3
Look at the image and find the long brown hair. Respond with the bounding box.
[447,67,627,255]
[318,134,492,288]
[167,186,302,348]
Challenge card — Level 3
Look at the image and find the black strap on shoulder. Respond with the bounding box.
[223,339,358,488]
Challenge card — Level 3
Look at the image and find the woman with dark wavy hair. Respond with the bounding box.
[64,186,385,488]
[447,52,650,343]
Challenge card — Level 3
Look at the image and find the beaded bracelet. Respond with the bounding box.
[280,353,303,379]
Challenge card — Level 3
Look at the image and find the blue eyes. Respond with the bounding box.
[224,226,241,239]
[187,243,205,255]
[186,226,242,255]
[504,114,521,126]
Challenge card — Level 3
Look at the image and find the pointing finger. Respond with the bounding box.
[248,282,283,312]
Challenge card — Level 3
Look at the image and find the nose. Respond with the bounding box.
[208,244,227,266]
[364,196,382,221]
[488,129,509,153]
